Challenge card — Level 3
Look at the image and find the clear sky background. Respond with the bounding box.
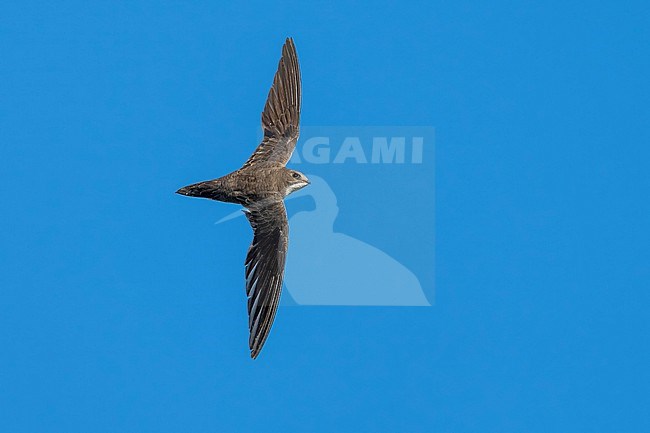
[1,1,649,432]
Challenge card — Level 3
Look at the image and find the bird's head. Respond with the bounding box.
[283,169,310,196]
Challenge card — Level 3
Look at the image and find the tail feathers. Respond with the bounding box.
[176,180,221,199]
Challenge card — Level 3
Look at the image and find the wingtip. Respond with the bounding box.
[284,37,296,50]
[250,346,261,359]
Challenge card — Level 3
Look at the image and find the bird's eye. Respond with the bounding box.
[292,173,300,179]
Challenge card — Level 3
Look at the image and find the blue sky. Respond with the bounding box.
[1,1,649,432]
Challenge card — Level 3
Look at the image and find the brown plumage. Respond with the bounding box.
[176,38,309,359]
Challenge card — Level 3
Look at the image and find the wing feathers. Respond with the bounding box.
[244,200,288,359]
[243,38,301,168]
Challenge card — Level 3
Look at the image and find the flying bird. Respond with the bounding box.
[176,38,309,359]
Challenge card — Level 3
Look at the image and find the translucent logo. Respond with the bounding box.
[219,126,434,306]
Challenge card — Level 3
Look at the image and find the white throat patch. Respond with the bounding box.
[285,182,307,196]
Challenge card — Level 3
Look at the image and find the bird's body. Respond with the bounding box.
[178,165,306,206]
[176,38,308,359]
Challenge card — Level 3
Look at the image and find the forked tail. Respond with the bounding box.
[176,179,239,204]
[176,180,221,199]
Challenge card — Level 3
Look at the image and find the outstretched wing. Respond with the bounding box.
[243,200,289,359]
[243,38,301,168]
